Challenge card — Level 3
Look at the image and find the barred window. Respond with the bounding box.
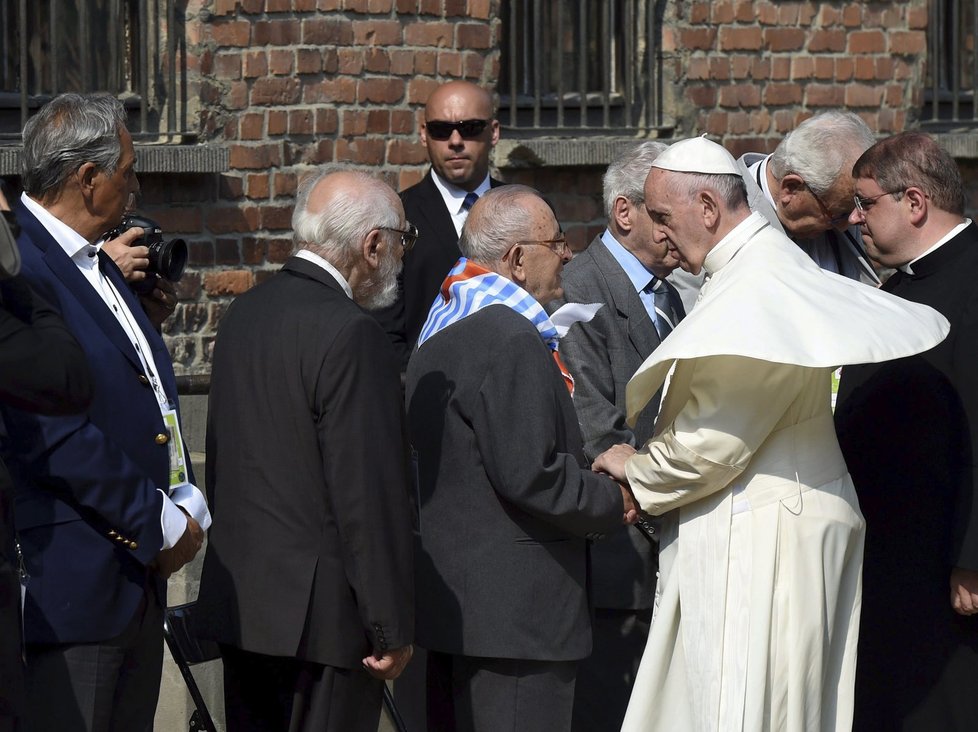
[498,0,664,134]
[924,0,978,126]
[0,0,191,142]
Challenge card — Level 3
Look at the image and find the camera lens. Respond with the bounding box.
[154,237,188,282]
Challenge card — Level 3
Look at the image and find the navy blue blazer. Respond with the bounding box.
[1,203,192,644]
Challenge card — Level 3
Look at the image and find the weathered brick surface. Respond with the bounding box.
[151,0,932,373]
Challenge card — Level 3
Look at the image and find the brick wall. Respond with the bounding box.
[142,0,934,374]
[143,0,499,373]
[511,0,929,258]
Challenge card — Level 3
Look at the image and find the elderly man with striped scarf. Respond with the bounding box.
[405,184,638,732]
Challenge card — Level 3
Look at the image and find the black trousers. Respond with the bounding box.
[220,644,384,732]
[24,593,163,732]
[427,651,577,732]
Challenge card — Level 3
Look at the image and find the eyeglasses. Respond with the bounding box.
[377,222,419,252]
[515,236,569,258]
[853,190,903,214]
[805,183,852,226]
[425,119,490,141]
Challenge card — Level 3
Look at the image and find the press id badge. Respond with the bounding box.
[163,409,189,490]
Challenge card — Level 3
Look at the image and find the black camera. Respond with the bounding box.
[107,214,188,291]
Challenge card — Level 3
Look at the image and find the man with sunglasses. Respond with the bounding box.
[737,110,881,286]
[196,170,415,732]
[373,80,502,369]
[835,132,978,731]
[407,185,639,732]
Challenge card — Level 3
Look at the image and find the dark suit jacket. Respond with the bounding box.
[835,223,978,729]
[551,236,684,609]
[406,305,624,661]
[0,276,92,717]
[2,204,188,645]
[196,256,414,669]
[373,171,502,368]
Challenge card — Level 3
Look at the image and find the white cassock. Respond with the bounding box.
[620,213,949,732]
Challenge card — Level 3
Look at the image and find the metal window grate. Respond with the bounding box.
[0,0,193,142]
[924,0,978,127]
[498,0,663,134]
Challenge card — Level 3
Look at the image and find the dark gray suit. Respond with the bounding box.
[196,256,414,731]
[407,304,624,731]
[737,152,880,286]
[552,236,684,731]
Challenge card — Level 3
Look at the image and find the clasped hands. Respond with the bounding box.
[593,443,640,526]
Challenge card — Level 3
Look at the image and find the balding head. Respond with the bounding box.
[293,169,407,309]
[421,81,499,192]
[460,185,570,305]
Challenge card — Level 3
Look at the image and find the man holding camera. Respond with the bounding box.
[2,92,210,731]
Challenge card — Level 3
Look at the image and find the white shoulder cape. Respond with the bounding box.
[626,213,950,424]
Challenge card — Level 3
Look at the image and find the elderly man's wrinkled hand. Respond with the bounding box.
[950,567,978,616]
[102,227,149,282]
[362,644,413,680]
[592,443,636,484]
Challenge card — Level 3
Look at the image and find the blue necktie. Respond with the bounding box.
[462,192,479,212]
[649,277,676,340]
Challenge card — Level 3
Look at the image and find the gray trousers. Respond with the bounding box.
[427,651,577,732]
[24,594,163,732]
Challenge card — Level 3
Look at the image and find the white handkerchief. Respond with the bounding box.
[549,302,603,338]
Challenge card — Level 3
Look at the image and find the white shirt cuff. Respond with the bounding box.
[170,483,213,531]
[159,490,189,550]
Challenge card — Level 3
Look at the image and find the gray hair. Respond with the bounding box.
[21,93,127,198]
[292,168,400,269]
[769,111,875,196]
[664,171,748,211]
[602,141,669,219]
[459,185,547,264]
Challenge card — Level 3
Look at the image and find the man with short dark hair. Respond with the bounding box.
[835,131,978,730]
[374,80,502,367]
[408,184,637,732]
[196,169,415,732]
[4,91,209,731]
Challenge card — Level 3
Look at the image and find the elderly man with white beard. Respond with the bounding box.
[196,169,416,732]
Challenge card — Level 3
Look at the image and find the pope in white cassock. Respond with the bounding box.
[592,137,950,732]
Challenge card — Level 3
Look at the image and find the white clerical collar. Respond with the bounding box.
[20,192,98,263]
[748,155,776,209]
[702,212,769,276]
[901,218,971,274]
[430,170,491,216]
[293,248,353,299]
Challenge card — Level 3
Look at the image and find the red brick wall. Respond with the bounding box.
[144,0,499,371]
[148,0,932,373]
[511,1,929,260]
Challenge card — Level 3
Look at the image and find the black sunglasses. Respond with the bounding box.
[425,119,490,141]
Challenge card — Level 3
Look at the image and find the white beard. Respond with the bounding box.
[356,250,401,311]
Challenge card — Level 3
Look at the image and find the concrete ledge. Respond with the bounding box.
[934,133,978,159]
[0,144,229,175]
[496,137,662,169]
